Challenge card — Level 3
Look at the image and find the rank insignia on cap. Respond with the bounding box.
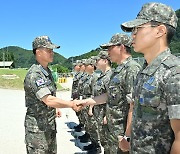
[36,78,45,86]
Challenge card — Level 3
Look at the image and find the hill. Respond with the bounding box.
[64,9,180,69]
[0,9,179,70]
[63,48,101,70]
[0,46,67,68]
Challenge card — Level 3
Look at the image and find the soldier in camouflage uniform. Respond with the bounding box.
[74,59,88,131]
[93,50,112,153]
[80,58,101,153]
[24,36,80,154]
[71,60,81,100]
[77,33,141,154]
[71,60,86,131]
[121,2,180,154]
[100,33,141,154]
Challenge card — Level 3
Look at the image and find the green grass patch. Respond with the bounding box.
[0,68,63,90]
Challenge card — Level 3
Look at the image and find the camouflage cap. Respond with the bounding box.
[32,35,60,49]
[73,60,80,66]
[91,56,99,61]
[85,58,96,66]
[72,62,76,66]
[97,50,110,60]
[76,60,82,66]
[121,2,178,32]
[81,59,87,65]
[100,33,132,48]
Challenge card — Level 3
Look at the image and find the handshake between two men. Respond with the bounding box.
[71,98,92,112]
[71,93,108,112]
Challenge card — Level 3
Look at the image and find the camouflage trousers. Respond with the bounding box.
[76,110,84,125]
[77,108,88,128]
[25,129,57,154]
[97,124,109,152]
[86,114,100,143]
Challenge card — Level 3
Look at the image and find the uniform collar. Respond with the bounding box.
[39,65,49,77]
[141,48,171,75]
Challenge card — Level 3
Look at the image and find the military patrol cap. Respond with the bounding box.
[73,62,76,66]
[97,50,110,60]
[75,60,82,66]
[81,59,87,65]
[84,58,96,66]
[32,35,60,49]
[121,2,178,32]
[73,60,79,66]
[100,33,132,48]
[91,56,98,61]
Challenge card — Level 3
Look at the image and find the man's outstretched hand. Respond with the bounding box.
[75,98,94,107]
[71,98,96,112]
[71,100,84,112]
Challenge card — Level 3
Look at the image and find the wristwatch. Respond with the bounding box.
[123,136,130,142]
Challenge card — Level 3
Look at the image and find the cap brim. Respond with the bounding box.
[121,19,149,32]
[47,43,60,49]
[100,43,118,49]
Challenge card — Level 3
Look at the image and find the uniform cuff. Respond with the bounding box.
[36,87,51,100]
[126,93,133,103]
[168,104,180,119]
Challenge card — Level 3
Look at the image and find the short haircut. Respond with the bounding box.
[33,49,37,55]
[150,21,176,45]
[125,46,131,54]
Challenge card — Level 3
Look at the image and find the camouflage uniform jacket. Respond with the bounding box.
[82,73,97,99]
[77,72,88,99]
[106,56,141,142]
[93,69,112,123]
[24,64,57,132]
[131,49,180,154]
[71,71,81,99]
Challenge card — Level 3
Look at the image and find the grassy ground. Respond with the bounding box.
[0,68,63,90]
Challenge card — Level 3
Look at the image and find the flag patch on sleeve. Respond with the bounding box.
[36,78,45,86]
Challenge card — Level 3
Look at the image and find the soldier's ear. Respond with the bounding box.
[36,49,41,56]
[119,44,125,51]
[156,25,167,38]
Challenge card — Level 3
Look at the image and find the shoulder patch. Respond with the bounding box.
[36,78,45,86]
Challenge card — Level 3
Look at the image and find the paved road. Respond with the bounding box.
[0,88,84,154]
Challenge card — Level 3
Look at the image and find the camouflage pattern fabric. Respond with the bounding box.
[32,35,60,49]
[121,2,178,32]
[76,72,88,124]
[93,70,112,123]
[71,71,81,99]
[93,69,112,151]
[82,74,95,99]
[25,130,57,154]
[106,57,141,153]
[131,49,180,154]
[96,50,109,61]
[77,72,88,99]
[81,73,99,143]
[100,33,132,49]
[24,64,57,153]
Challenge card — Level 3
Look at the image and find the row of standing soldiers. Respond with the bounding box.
[71,37,141,154]
[71,51,112,153]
